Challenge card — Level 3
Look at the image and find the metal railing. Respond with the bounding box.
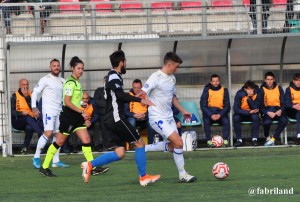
[0,1,299,40]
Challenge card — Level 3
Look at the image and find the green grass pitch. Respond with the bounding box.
[1,147,300,202]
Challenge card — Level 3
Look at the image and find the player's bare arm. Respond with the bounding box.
[32,107,40,118]
[135,90,147,99]
[64,95,89,120]
[172,95,191,118]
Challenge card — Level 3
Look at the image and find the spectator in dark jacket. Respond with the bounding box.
[93,76,111,150]
[27,0,54,34]
[1,0,21,34]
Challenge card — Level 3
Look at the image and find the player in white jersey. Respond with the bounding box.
[31,59,69,169]
[141,52,197,183]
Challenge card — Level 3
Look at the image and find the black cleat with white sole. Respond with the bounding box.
[179,173,197,183]
[39,168,57,177]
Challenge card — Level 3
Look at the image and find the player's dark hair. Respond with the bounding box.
[132,79,142,85]
[264,71,275,79]
[110,50,126,68]
[69,56,84,68]
[244,80,256,89]
[163,52,182,65]
[211,74,220,81]
[50,58,60,64]
[293,73,300,80]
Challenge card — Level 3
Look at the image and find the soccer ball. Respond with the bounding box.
[212,162,230,179]
[211,135,224,147]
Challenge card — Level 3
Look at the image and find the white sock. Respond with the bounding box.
[51,136,60,164]
[297,134,300,138]
[145,141,168,152]
[237,139,242,142]
[52,147,61,164]
[34,134,48,158]
[173,148,186,176]
[252,138,257,141]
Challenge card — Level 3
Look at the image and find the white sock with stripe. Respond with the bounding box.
[173,148,186,176]
[145,141,169,152]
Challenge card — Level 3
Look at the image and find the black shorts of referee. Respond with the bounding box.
[104,116,141,148]
[59,106,86,135]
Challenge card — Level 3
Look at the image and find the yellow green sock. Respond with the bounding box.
[42,144,58,169]
[82,145,93,162]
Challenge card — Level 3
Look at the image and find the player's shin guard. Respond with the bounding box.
[173,148,186,176]
[82,143,93,162]
[135,147,147,177]
[91,152,120,167]
[42,142,59,169]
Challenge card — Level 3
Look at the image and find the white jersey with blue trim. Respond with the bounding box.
[142,70,176,120]
[31,73,65,115]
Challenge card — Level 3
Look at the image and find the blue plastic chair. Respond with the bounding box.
[177,101,202,127]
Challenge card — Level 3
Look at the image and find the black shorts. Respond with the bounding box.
[104,117,140,148]
[59,107,86,135]
[40,6,52,19]
[31,6,52,19]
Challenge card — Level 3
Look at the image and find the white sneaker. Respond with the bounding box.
[264,139,275,146]
[179,173,197,183]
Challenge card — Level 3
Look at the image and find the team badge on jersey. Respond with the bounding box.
[45,114,51,125]
[155,120,163,130]
[65,88,72,95]
[144,84,149,89]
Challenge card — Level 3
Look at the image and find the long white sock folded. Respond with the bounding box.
[173,148,186,176]
[34,134,48,158]
[145,141,169,152]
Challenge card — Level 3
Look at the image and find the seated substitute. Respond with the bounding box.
[284,73,300,144]
[257,72,288,146]
[11,78,44,154]
[124,79,155,144]
[233,80,260,147]
[200,74,230,147]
